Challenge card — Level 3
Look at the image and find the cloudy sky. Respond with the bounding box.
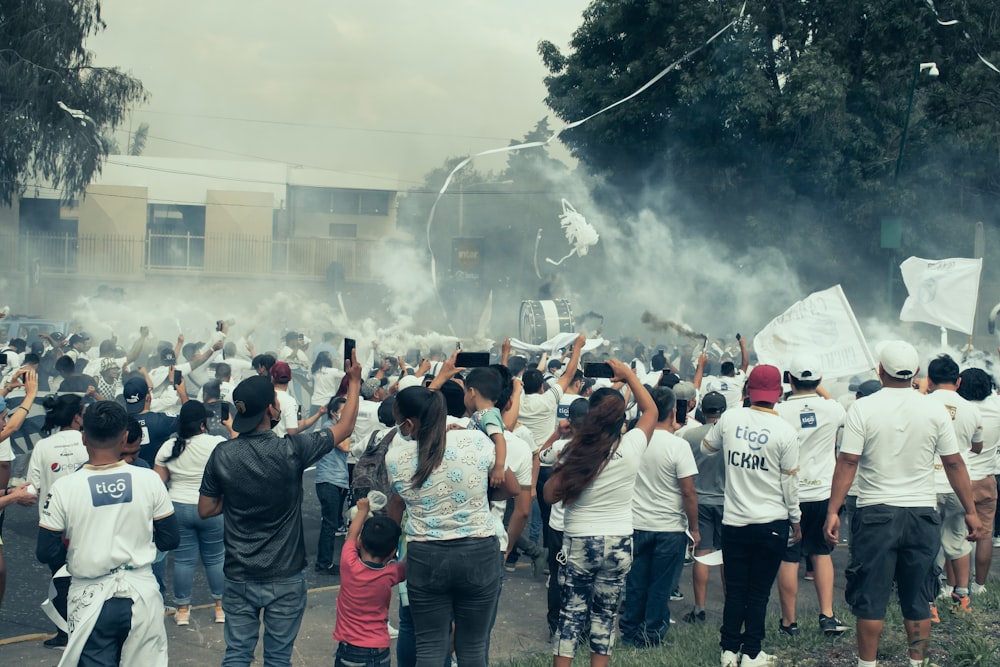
[89,1,592,188]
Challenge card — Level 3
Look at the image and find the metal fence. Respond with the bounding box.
[2,232,378,281]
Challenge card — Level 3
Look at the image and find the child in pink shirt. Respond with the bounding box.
[333,498,405,667]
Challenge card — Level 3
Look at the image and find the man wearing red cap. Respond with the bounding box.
[702,364,801,667]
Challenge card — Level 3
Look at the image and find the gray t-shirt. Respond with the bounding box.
[682,422,725,506]
[200,428,336,581]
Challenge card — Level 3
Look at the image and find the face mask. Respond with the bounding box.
[395,422,412,442]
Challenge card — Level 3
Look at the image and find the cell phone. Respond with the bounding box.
[296,405,302,420]
[0,353,7,365]
[216,320,224,332]
[676,399,688,425]
[343,338,356,371]
[455,352,490,368]
[407,348,420,365]
[584,362,615,378]
[220,403,230,422]
[173,370,183,385]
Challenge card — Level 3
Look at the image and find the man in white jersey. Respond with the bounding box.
[824,341,982,667]
[774,356,848,637]
[620,386,699,648]
[925,354,983,614]
[696,334,749,411]
[37,401,179,667]
[955,368,999,595]
[703,364,800,667]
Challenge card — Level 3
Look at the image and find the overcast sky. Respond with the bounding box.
[88,1,592,188]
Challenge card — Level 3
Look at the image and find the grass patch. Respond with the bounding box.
[499,584,1000,666]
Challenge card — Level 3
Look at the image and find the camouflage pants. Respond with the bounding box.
[552,535,633,657]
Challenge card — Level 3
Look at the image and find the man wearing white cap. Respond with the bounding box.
[824,341,982,667]
[774,356,847,638]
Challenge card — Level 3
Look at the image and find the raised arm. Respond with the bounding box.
[556,334,586,393]
[607,358,656,441]
[737,334,748,373]
[328,349,363,444]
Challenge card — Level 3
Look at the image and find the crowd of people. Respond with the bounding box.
[0,316,996,667]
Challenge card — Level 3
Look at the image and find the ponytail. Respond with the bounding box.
[40,394,83,437]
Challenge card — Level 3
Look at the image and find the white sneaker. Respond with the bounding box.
[937,584,953,600]
[970,582,987,596]
[387,622,399,639]
[721,650,740,667]
[993,536,1000,548]
[741,651,777,666]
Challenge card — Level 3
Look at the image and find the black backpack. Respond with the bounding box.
[351,427,397,502]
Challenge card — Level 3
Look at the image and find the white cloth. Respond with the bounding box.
[519,385,563,450]
[899,256,982,334]
[631,430,698,533]
[349,399,382,463]
[775,393,846,502]
[563,428,648,538]
[840,387,959,508]
[508,333,605,356]
[928,389,983,492]
[27,430,88,520]
[492,430,533,552]
[700,372,747,410]
[311,367,345,407]
[703,406,800,526]
[969,394,1000,481]
[273,388,299,437]
[154,433,226,504]
[541,439,569,532]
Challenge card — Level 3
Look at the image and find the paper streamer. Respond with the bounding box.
[684,529,724,565]
[424,3,748,323]
[923,0,1000,73]
[545,199,600,266]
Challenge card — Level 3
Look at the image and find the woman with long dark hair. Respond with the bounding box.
[386,385,516,667]
[314,396,350,575]
[543,360,656,667]
[154,401,226,625]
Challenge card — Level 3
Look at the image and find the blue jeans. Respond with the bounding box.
[316,483,349,569]
[396,604,452,667]
[335,642,391,667]
[619,530,687,646]
[79,597,132,667]
[172,501,225,605]
[222,575,307,667]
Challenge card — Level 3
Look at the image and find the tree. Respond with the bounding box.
[538,0,1000,300]
[0,0,148,205]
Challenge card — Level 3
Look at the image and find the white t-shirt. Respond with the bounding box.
[273,388,300,437]
[632,430,699,533]
[840,387,959,508]
[154,433,226,504]
[519,385,564,450]
[83,356,127,378]
[40,461,174,579]
[556,392,585,421]
[970,394,1000,481]
[775,393,846,502]
[0,437,12,463]
[928,389,983,492]
[312,367,345,407]
[701,371,747,410]
[563,428,648,538]
[541,439,569,531]
[386,428,496,541]
[703,406,800,526]
[27,430,88,519]
[350,399,382,463]
[492,430,534,552]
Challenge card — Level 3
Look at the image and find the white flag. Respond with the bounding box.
[899,257,982,335]
[753,285,876,379]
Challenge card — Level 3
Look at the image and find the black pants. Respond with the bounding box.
[79,597,133,667]
[49,560,70,631]
[547,529,564,634]
[536,466,553,549]
[720,521,787,658]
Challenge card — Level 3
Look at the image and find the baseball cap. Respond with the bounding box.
[857,379,882,397]
[673,381,697,402]
[49,331,66,342]
[788,355,822,382]
[123,377,149,414]
[270,361,292,383]
[847,375,863,392]
[877,340,919,380]
[232,376,275,434]
[397,374,422,391]
[68,333,90,346]
[160,348,177,364]
[361,377,381,400]
[747,365,782,404]
[701,391,727,413]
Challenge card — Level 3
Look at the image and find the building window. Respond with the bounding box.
[328,223,358,238]
[146,204,205,269]
[291,186,392,217]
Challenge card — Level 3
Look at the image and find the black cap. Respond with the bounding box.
[701,391,727,413]
[160,349,177,364]
[232,376,275,434]
[123,377,149,414]
[69,333,90,346]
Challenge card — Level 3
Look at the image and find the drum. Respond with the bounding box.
[519,299,575,345]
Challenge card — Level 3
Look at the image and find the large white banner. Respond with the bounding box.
[899,257,982,335]
[753,285,876,379]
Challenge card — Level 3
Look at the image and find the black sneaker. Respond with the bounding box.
[317,564,340,576]
[778,619,799,637]
[682,608,706,623]
[44,631,68,648]
[818,614,848,636]
[670,589,684,601]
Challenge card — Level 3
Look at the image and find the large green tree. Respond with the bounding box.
[539,0,1000,295]
[0,0,147,205]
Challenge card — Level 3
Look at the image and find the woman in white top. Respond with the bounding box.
[310,352,344,416]
[386,386,518,667]
[154,401,226,626]
[543,360,656,667]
